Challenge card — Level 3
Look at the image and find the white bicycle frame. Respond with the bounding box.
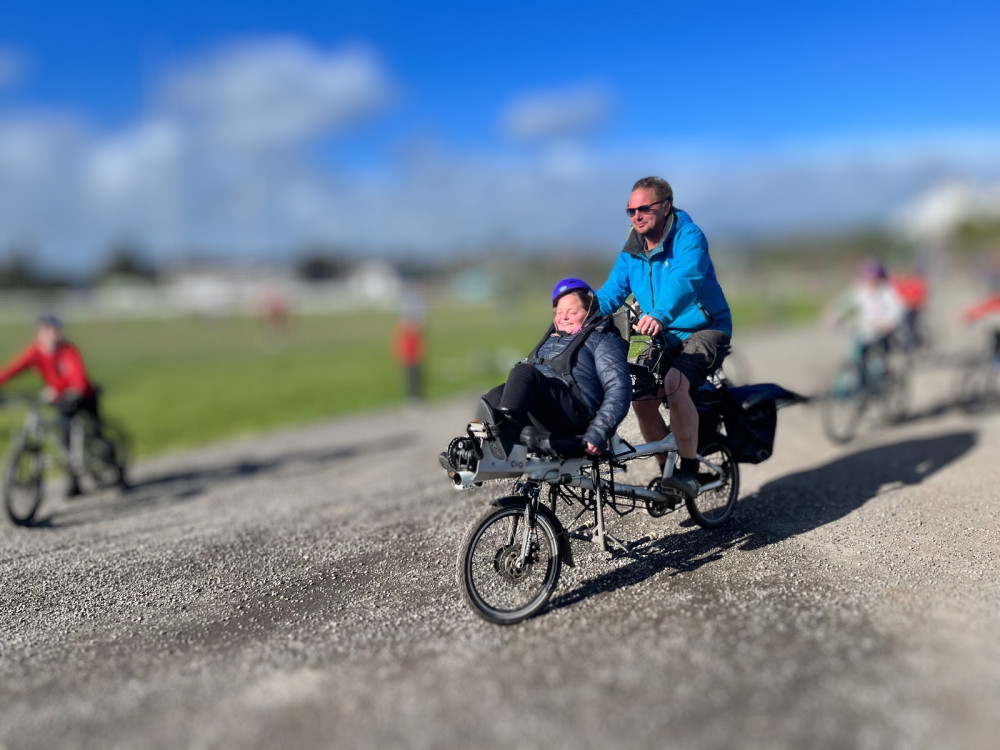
[450,424,727,498]
[448,423,729,554]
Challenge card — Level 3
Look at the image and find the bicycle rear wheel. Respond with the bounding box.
[83,433,125,490]
[687,439,739,528]
[874,369,910,423]
[3,444,44,526]
[822,362,867,444]
[957,360,1000,415]
[459,503,562,625]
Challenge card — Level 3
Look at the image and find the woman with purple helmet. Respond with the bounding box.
[482,277,631,458]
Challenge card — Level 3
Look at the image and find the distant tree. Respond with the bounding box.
[0,246,40,289]
[954,217,1000,256]
[98,240,158,282]
[295,250,352,282]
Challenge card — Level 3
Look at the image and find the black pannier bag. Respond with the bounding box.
[720,384,801,464]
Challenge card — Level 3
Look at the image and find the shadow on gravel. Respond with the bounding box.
[734,429,977,548]
[29,433,416,529]
[548,430,977,616]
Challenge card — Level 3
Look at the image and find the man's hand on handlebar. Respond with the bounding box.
[584,441,600,456]
[635,314,663,337]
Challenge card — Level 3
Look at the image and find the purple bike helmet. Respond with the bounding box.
[859,260,887,281]
[551,277,592,305]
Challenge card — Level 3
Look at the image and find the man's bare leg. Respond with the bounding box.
[663,369,697,460]
[658,368,702,497]
[632,389,669,465]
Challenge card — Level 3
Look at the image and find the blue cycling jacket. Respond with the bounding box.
[595,208,732,347]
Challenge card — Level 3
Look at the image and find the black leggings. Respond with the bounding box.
[484,362,591,435]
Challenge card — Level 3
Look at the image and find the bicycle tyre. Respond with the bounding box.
[957,360,1000,415]
[686,438,739,529]
[3,444,45,526]
[874,369,910,424]
[83,433,125,490]
[459,503,562,625]
[822,362,867,444]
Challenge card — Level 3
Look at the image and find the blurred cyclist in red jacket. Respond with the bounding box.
[0,315,100,495]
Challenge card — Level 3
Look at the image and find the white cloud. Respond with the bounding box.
[0,114,90,247]
[86,120,183,199]
[159,38,394,150]
[3,34,1000,275]
[890,180,1000,242]
[501,83,613,142]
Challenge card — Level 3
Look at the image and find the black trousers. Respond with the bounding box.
[484,362,590,436]
[55,393,102,465]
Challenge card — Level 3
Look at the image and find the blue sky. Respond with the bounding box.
[1,0,998,272]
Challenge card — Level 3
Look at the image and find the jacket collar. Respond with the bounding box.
[622,209,678,259]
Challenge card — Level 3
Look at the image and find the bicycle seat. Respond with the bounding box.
[519,425,587,459]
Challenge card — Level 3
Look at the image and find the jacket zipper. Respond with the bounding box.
[647,255,655,311]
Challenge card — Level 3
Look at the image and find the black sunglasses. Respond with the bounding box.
[625,199,667,218]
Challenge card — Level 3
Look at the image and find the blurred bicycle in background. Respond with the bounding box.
[954,329,1000,415]
[1,394,131,526]
[821,335,910,444]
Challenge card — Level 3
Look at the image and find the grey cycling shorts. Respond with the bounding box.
[670,330,731,393]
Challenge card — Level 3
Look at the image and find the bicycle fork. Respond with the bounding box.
[512,482,542,569]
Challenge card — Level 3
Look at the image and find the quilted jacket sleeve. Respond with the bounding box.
[582,330,631,449]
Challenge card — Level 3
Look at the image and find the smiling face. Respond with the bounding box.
[553,291,590,333]
[627,187,671,246]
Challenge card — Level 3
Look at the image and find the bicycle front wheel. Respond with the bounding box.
[459,503,562,625]
[822,362,867,444]
[3,444,45,526]
[687,439,739,528]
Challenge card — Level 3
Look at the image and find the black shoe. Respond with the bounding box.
[660,469,700,499]
[490,408,524,460]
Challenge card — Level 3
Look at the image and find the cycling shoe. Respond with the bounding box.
[660,469,700,499]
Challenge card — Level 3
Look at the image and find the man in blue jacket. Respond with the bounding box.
[596,176,732,498]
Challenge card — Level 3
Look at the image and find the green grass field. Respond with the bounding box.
[0,302,549,459]
[0,289,821,460]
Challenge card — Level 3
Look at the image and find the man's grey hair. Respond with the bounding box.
[631,176,673,204]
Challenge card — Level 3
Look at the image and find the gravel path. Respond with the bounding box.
[1,321,999,750]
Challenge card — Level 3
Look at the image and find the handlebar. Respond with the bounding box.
[0,393,51,410]
[620,301,705,339]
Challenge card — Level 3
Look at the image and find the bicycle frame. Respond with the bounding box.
[17,403,89,475]
[449,425,730,553]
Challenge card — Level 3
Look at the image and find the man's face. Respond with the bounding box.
[627,187,671,239]
[553,293,589,333]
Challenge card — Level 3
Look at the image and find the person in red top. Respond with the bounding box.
[393,319,425,401]
[891,269,929,352]
[962,294,1000,324]
[0,315,100,495]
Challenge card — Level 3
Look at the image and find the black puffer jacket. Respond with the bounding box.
[532,317,631,450]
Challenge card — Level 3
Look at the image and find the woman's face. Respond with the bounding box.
[553,293,589,333]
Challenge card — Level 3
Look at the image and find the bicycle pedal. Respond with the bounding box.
[658,487,685,507]
[468,419,490,440]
